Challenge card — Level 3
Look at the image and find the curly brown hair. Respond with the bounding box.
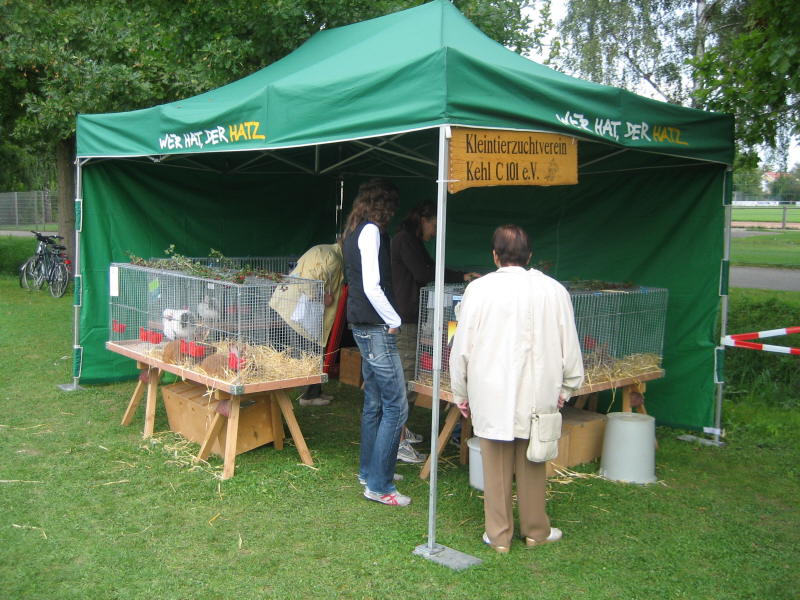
[343,178,400,239]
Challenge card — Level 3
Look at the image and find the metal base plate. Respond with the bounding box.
[677,434,726,447]
[413,543,482,571]
[57,383,86,392]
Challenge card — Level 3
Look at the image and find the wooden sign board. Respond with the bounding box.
[448,127,578,194]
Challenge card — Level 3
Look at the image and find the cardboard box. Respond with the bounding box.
[162,381,280,457]
[562,406,607,466]
[339,346,363,387]
[546,429,572,477]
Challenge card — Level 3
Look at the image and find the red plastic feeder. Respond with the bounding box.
[139,327,149,342]
[228,351,246,371]
[419,351,433,371]
[112,320,127,333]
[181,340,207,358]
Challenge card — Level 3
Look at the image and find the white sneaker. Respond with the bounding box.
[525,527,563,547]
[364,487,411,506]
[403,426,423,444]
[397,439,427,464]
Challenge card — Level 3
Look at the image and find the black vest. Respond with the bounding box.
[344,221,397,325]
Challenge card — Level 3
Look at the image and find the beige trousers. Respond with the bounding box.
[479,437,550,547]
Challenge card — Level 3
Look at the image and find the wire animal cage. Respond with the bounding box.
[414,281,668,391]
[108,262,324,387]
[565,283,668,387]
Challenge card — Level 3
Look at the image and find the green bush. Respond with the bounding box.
[0,235,36,276]
[725,289,800,409]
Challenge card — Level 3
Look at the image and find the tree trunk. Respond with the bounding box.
[691,0,708,108]
[56,137,76,269]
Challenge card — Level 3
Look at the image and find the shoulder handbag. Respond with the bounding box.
[527,412,562,463]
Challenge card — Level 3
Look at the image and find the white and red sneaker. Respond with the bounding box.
[363,488,411,506]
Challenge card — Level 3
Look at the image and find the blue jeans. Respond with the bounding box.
[352,324,408,494]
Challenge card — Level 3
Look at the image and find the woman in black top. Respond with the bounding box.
[390,201,479,462]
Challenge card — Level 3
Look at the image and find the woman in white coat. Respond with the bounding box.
[449,224,584,553]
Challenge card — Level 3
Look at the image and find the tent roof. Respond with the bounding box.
[76,0,734,165]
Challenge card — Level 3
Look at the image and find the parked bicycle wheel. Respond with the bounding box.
[19,257,44,290]
[49,261,70,298]
[19,258,31,289]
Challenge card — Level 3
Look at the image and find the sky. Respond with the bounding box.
[522,2,799,171]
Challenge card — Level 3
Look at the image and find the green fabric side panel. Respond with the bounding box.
[78,160,339,383]
[75,199,82,231]
[715,347,725,384]
[720,259,730,296]
[442,166,725,430]
[73,273,82,307]
[72,345,83,379]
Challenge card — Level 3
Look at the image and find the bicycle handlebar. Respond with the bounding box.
[30,230,64,242]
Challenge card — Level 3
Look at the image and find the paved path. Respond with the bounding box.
[732,221,800,230]
[730,266,800,291]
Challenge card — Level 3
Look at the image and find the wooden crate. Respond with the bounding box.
[162,381,279,457]
[339,346,363,387]
[561,406,607,466]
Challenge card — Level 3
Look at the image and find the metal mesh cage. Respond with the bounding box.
[414,283,466,389]
[414,280,668,391]
[108,263,324,385]
[565,283,668,385]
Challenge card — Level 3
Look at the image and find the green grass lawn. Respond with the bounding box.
[1,276,799,599]
[731,231,800,268]
[732,207,800,223]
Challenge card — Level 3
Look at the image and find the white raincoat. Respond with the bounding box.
[449,266,584,441]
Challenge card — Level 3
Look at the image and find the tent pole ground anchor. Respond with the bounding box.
[413,543,482,571]
[58,382,86,392]
[676,434,726,447]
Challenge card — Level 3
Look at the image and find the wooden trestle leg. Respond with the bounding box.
[419,403,462,480]
[143,367,160,438]
[273,390,313,466]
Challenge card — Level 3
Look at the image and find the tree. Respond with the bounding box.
[547,0,798,155]
[547,0,720,107]
[691,0,800,152]
[0,0,536,261]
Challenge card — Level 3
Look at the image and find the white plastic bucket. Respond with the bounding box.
[467,437,484,491]
[599,412,657,484]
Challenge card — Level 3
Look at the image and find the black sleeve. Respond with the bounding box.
[396,233,463,285]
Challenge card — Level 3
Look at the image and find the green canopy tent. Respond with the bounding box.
[73,0,733,436]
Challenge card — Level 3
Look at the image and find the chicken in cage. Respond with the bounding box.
[414,280,668,391]
[108,262,324,386]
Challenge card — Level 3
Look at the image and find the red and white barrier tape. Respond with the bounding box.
[723,326,800,355]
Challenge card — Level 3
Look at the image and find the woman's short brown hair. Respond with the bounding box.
[492,224,531,267]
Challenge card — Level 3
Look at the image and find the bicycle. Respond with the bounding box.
[19,231,72,298]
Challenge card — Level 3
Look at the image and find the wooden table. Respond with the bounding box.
[411,369,665,480]
[107,341,322,479]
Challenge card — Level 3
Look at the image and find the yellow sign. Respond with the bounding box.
[448,128,578,194]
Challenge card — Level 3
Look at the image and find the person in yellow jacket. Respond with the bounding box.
[270,241,344,406]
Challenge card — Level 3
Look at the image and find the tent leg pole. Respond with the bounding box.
[59,158,86,392]
[713,196,733,444]
[414,125,481,571]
